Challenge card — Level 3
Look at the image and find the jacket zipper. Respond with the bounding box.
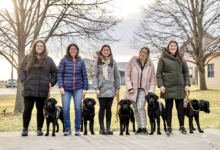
[73,61,76,90]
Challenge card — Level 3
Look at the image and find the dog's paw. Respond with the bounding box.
[84,132,87,135]
[199,130,204,133]
[91,132,95,135]
[157,132,161,135]
[192,127,196,131]
[45,133,49,136]
[52,134,56,136]
[56,130,59,132]
[190,131,194,134]
[126,132,130,135]
[149,132,154,135]
[133,130,136,132]
[119,133,123,135]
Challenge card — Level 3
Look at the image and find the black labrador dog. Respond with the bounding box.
[145,93,166,135]
[44,98,64,136]
[80,98,96,135]
[184,99,210,133]
[118,99,136,135]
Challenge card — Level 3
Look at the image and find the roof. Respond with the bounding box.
[180,32,215,48]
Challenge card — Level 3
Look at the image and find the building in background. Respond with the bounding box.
[180,33,220,86]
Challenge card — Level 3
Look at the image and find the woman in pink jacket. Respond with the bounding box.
[124,47,156,135]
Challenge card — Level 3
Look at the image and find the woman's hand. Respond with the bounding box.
[60,87,65,95]
[82,90,87,96]
[185,85,189,92]
[115,91,119,96]
[129,90,135,94]
[160,86,166,93]
[96,90,100,96]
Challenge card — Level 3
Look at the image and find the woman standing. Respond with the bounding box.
[57,43,88,136]
[92,45,120,135]
[124,47,156,135]
[18,40,57,136]
[156,40,191,134]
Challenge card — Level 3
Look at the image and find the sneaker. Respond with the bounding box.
[180,126,187,134]
[167,127,173,134]
[136,128,143,134]
[75,127,80,136]
[21,128,28,136]
[36,128,43,136]
[142,128,148,135]
[64,129,71,136]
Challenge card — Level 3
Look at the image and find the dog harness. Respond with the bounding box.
[159,102,162,115]
[56,106,61,119]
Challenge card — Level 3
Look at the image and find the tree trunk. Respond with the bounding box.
[198,63,207,90]
[14,78,24,113]
[14,40,26,113]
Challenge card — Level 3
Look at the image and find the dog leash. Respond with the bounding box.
[186,90,199,112]
[115,94,120,123]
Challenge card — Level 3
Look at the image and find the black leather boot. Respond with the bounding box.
[106,121,113,135]
[21,128,28,136]
[36,127,43,136]
[99,121,108,135]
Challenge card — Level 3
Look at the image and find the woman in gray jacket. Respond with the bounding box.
[92,45,120,135]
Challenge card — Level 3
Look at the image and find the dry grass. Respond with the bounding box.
[0,85,220,132]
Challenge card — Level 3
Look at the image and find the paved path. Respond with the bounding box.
[0,129,219,150]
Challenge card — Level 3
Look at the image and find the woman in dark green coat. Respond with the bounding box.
[156,40,191,134]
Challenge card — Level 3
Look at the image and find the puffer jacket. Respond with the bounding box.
[124,56,156,102]
[18,55,57,98]
[92,59,120,98]
[57,55,88,91]
[156,48,191,100]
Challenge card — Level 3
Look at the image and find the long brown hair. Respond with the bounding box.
[66,43,80,59]
[166,40,184,64]
[24,40,48,71]
[97,45,114,67]
[138,47,150,63]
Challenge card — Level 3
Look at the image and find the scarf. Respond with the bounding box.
[101,56,111,80]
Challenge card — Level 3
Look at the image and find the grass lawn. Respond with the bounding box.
[0,85,220,132]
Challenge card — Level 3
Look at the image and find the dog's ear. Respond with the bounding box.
[44,99,48,105]
[53,98,57,105]
[92,99,96,105]
[119,100,123,105]
[145,95,149,102]
[155,94,159,101]
[127,100,132,105]
[83,98,88,104]
[199,100,205,108]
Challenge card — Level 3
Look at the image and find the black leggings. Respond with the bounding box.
[165,99,184,127]
[23,97,46,129]
[98,98,114,122]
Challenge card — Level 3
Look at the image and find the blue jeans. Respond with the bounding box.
[61,89,83,130]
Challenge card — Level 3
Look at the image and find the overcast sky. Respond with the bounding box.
[0,0,152,81]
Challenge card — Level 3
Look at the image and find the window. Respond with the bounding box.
[188,68,193,78]
[208,64,214,78]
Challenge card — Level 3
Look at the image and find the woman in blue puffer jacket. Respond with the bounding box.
[57,43,88,136]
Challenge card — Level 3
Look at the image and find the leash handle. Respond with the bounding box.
[185,90,196,111]
[115,94,120,123]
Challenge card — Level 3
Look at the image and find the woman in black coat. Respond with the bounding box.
[18,40,57,136]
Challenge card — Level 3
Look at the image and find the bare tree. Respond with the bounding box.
[131,0,220,90]
[0,0,121,113]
